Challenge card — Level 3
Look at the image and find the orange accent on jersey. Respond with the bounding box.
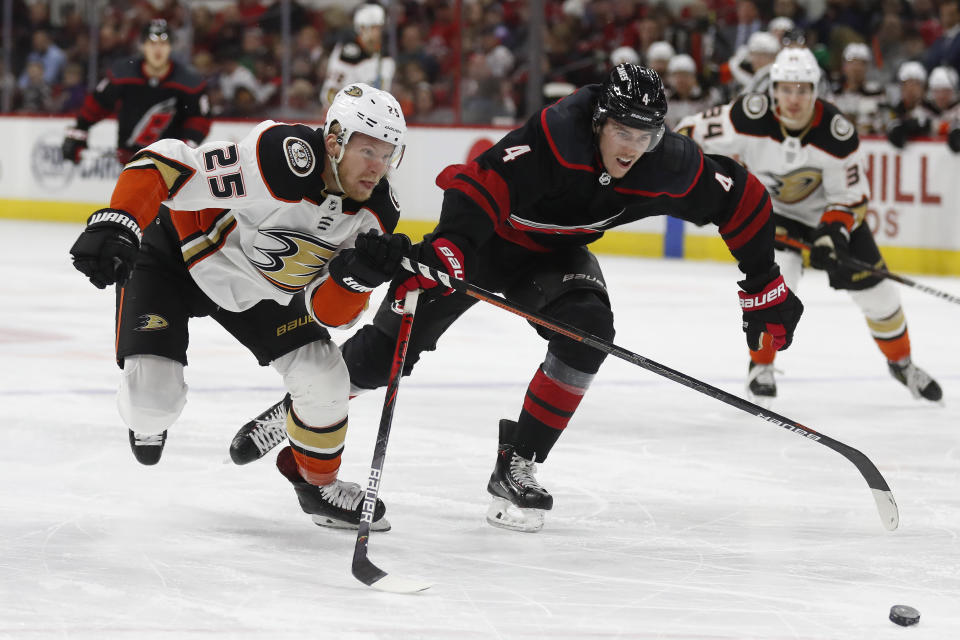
[167,208,230,242]
[820,209,855,231]
[310,278,371,327]
[876,330,911,363]
[749,332,777,364]
[291,448,339,486]
[109,169,168,229]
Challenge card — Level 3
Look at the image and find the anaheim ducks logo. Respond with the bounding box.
[344,85,363,97]
[249,228,337,292]
[767,167,823,204]
[135,314,169,331]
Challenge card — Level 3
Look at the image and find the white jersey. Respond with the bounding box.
[120,120,400,316]
[675,94,868,230]
[320,41,395,112]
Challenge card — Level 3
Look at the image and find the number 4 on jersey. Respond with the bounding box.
[714,172,733,192]
[502,145,531,162]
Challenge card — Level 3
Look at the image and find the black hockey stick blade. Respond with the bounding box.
[775,235,960,306]
[352,289,432,593]
[401,257,899,531]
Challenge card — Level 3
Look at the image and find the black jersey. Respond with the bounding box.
[433,85,777,279]
[75,57,211,155]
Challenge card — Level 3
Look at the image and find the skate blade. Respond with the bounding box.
[486,497,545,533]
[311,515,392,532]
[746,391,775,409]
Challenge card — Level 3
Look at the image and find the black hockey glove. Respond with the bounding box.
[69,208,142,289]
[61,128,88,164]
[393,236,466,304]
[738,269,803,352]
[809,221,850,271]
[327,230,412,293]
[948,128,960,153]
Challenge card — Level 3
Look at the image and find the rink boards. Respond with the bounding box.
[2,115,959,275]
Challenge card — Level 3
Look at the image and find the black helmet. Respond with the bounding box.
[593,64,667,149]
[142,19,172,43]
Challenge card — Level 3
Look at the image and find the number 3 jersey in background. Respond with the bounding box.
[675,94,870,231]
[105,120,401,318]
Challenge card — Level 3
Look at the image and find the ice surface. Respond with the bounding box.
[2,220,959,639]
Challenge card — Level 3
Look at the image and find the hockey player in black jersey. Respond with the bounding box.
[233,64,804,532]
[61,19,211,166]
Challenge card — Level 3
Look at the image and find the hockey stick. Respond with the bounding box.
[352,289,431,594]
[401,257,899,531]
[775,235,960,306]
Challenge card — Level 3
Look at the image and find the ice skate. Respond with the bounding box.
[229,394,290,464]
[746,361,777,407]
[276,446,390,531]
[128,429,166,465]
[888,358,943,402]
[486,420,553,533]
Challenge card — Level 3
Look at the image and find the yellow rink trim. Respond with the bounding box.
[7,199,960,275]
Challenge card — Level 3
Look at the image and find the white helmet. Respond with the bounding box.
[930,65,958,91]
[769,47,821,92]
[324,83,406,168]
[354,3,385,31]
[646,41,676,63]
[610,46,640,67]
[747,31,780,55]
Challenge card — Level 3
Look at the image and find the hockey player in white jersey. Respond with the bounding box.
[676,48,942,404]
[68,83,411,530]
[319,4,396,113]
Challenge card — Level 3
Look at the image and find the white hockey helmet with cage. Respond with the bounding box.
[354,4,385,30]
[323,83,406,168]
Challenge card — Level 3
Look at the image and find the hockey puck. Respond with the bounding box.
[889,605,920,627]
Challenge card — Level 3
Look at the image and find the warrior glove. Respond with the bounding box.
[738,269,803,351]
[394,237,465,303]
[69,208,142,289]
[327,230,412,293]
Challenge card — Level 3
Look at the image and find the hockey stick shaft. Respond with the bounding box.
[775,235,960,306]
[401,257,899,531]
[352,289,430,592]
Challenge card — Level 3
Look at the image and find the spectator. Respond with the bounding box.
[18,31,66,89]
[409,81,455,124]
[664,54,720,129]
[55,62,87,114]
[832,42,886,134]
[645,41,676,76]
[923,0,960,72]
[883,61,937,149]
[18,60,53,113]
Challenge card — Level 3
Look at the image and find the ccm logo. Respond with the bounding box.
[740,281,786,309]
[437,246,464,279]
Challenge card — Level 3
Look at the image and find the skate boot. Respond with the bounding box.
[746,361,777,407]
[276,446,390,531]
[888,358,943,402]
[229,394,290,465]
[128,429,167,465]
[486,419,553,533]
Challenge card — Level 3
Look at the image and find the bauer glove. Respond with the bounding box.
[739,269,803,351]
[69,208,142,289]
[394,236,465,304]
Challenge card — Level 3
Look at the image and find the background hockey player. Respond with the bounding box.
[61,19,211,166]
[68,83,410,531]
[676,47,942,405]
[235,64,804,533]
[319,3,395,114]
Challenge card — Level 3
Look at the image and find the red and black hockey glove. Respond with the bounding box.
[394,237,465,304]
[738,270,803,351]
[69,208,142,289]
[327,230,412,293]
[61,128,88,164]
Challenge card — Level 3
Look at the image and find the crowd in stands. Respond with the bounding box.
[4,0,960,145]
